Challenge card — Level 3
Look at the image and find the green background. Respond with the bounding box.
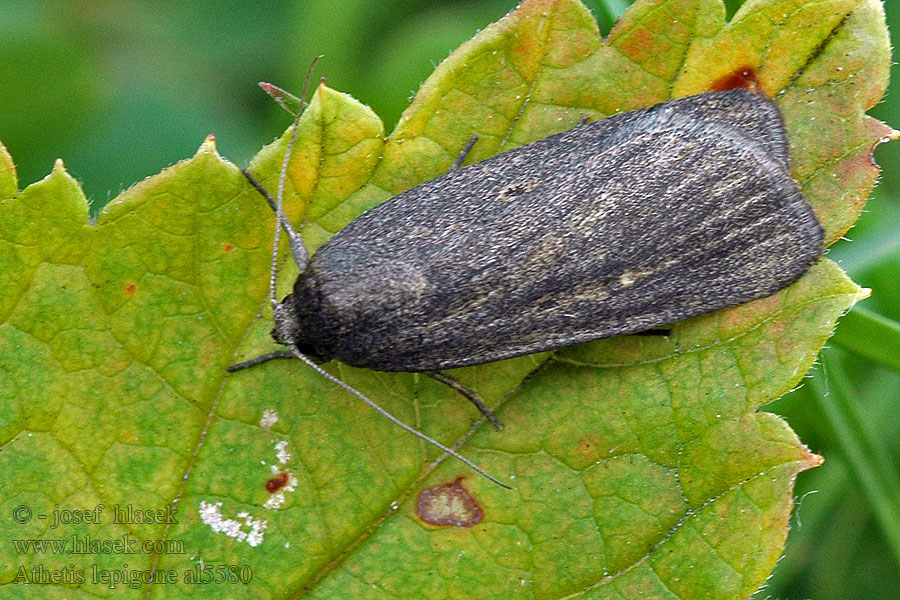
[0,0,897,598]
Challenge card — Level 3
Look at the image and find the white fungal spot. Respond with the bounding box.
[274,440,291,464]
[264,493,286,510]
[260,409,279,429]
[198,501,268,547]
[262,440,298,512]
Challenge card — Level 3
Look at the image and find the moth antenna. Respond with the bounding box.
[269,55,323,306]
[286,344,511,489]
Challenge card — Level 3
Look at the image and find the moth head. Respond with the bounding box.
[271,297,298,346]
[271,294,330,363]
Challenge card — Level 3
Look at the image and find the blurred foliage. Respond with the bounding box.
[0,0,898,598]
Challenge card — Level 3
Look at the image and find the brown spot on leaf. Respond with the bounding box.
[575,438,598,461]
[416,478,483,527]
[710,67,760,92]
[125,283,136,296]
[266,472,289,493]
[223,242,234,253]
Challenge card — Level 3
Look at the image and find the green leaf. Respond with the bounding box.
[0,0,891,598]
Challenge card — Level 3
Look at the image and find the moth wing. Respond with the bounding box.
[657,90,792,168]
[307,91,822,371]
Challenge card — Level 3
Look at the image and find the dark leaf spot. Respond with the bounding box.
[224,242,235,253]
[710,67,760,92]
[266,472,289,493]
[415,477,483,527]
[125,283,136,296]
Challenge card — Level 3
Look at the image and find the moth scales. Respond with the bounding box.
[229,76,824,488]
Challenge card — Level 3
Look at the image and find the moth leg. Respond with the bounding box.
[241,168,279,213]
[426,371,503,431]
[241,168,309,271]
[227,350,295,372]
[285,346,509,488]
[632,328,672,336]
[450,135,479,171]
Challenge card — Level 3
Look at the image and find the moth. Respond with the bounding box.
[230,83,824,487]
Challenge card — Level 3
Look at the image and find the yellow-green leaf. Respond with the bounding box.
[0,0,892,598]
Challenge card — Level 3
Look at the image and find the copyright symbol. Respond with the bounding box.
[12,505,31,524]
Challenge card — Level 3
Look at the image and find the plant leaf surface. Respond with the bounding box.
[0,0,892,598]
